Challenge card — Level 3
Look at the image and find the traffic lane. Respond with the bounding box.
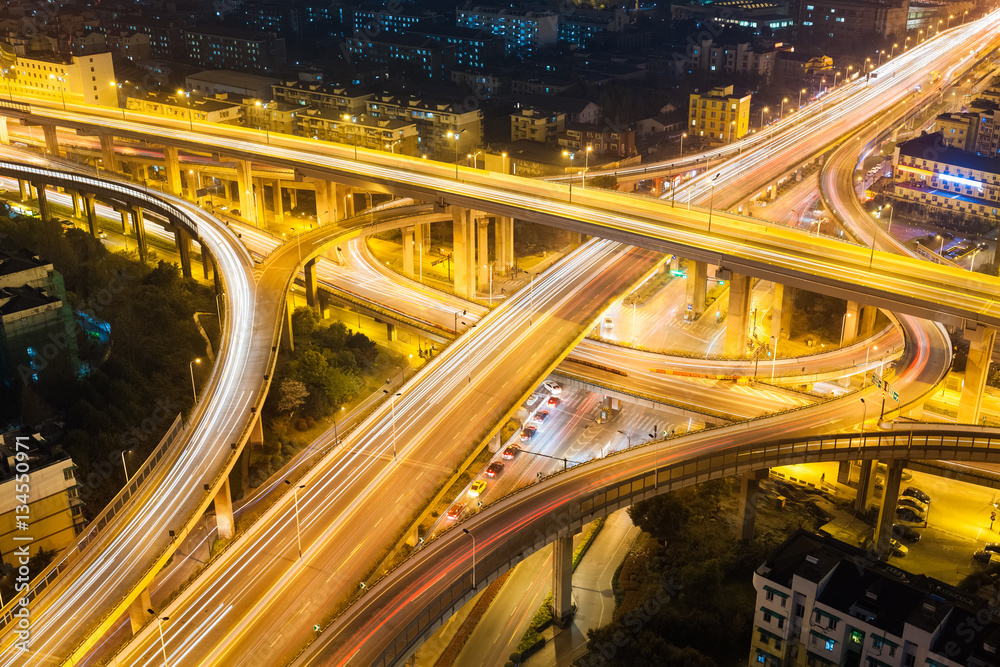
[107,243,661,665]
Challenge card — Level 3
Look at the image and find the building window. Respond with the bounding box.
[825,639,835,651]
[795,604,804,617]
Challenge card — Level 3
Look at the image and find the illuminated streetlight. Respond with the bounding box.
[680,132,687,157]
[284,480,306,558]
[49,74,66,110]
[254,100,270,144]
[189,358,201,403]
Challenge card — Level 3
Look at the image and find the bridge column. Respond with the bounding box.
[451,207,475,299]
[213,477,235,540]
[83,194,97,237]
[959,323,996,424]
[71,191,84,218]
[855,460,877,512]
[255,177,267,223]
[685,260,707,316]
[837,460,851,484]
[174,228,192,279]
[737,468,769,541]
[203,250,214,281]
[280,301,294,352]
[552,534,574,623]
[127,587,153,634]
[860,305,877,338]
[273,180,285,223]
[770,284,793,339]
[875,459,906,559]
[41,125,61,157]
[842,301,860,346]
[0,116,7,144]
[724,272,752,356]
[477,218,490,288]
[236,160,258,226]
[495,217,513,271]
[17,179,28,201]
[131,206,147,262]
[304,258,319,310]
[34,182,49,220]
[99,134,118,172]
[337,184,354,220]
[401,226,415,277]
[249,412,264,446]
[162,146,182,197]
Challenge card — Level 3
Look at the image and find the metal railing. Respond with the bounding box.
[346,425,1000,666]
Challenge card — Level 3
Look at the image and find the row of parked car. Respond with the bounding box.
[445,381,563,522]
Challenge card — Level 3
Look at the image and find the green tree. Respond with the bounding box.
[276,379,309,416]
[628,494,690,543]
[591,175,618,190]
[291,306,318,337]
[290,349,330,389]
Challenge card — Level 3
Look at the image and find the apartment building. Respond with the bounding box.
[891,131,1000,221]
[362,93,482,158]
[8,51,116,107]
[690,40,777,79]
[271,81,373,117]
[688,84,752,143]
[184,26,286,74]
[456,6,558,59]
[798,0,909,46]
[751,530,1000,667]
[297,109,419,155]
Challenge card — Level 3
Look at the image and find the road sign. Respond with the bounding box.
[687,303,693,311]
[891,388,899,402]
[872,373,882,388]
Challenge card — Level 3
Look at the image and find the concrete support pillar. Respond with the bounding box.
[685,260,707,316]
[724,273,753,357]
[83,194,97,237]
[42,125,60,157]
[162,145,182,197]
[273,180,285,223]
[0,116,8,144]
[842,301,860,346]
[855,460,877,513]
[236,160,258,226]
[451,207,475,299]
[495,217,513,271]
[837,460,851,485]
[203,248,213,281]
[127,587,153,634]
[770,283,793,340]
[386,322,397,341]
[477,218,490,288]
[304,258,319,310]
[959,324,997,424]
[769,181,778,200]
[18,179,28,202]
[860,305,877,338]
[34,182,49,220]
[71,191,84,218]
[213,477,235,540]
[280,301,294,352]
[131,206,147,262]
[402,226,415,278]
[288,187,298,211]
[337,184,353,220]
[669,255,680,273]
[174,228,192,279]
[249,412,264,446]
[875,459,906,559]
[99,134,117,172]
[737,468,769,541]
[552,535,574,622]
[255,177,267,223]
[119,208,130,235]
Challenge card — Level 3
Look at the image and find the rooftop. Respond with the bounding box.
[0,249,50,278]
[186,70,281,88]
[897,132,1000,172]
[0,284,59,316]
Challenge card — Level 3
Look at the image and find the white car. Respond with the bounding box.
[541,380,562,396]
[603,316,614,329]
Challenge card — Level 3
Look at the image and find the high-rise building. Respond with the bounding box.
[6,52,117,107]
[184,26,286,74]
[455,6,558,59]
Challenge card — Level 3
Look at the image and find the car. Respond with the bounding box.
[519,426,536,442]
[467,480,487,497]
[97,230,107,238]
[603,315,614,329]
[898,497,929,514]
[902,487,931,504]
[889,539,908,558]
[547,396,560,407]
[502,444,520,460]
[486,462,504,478]
[532,410,549,423]
[892,524,922,542]
[974,543,1000,562]
[541,380,562,396]
[896,507,926,524]
[59,219,74,230]
[230,208,241,216]
[445,503,466,520]
[941,231,955,239]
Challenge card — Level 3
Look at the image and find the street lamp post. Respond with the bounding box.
[383,387,402,459]
[255,101,270,144]
[860,398,868,449]
[189,358,201,404]
[176,90,193,130]
[284,480,306,558]
[342,115,359,158]
[865,345,878,386]
[890,43,898,59]
[770,329,784,382]
[780,97,788,118]
[462,528,477,589]
[707,173,720,233]
[447,129,466,177]
[149,611,170,666]
[759,107,769,128]
[833,71,841,88]
[49,74,66,109]
[122,450,131,481]
[840,311,852,347]
[680,132,686,157]
[581,145,592,188]
[799,88,806,109]
[501,152,507,174]
[935,234,945,255]
[617,429,632,448]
